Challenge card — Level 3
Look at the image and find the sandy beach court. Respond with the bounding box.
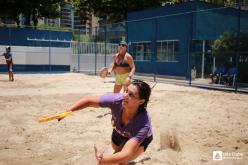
[0,73,247,165]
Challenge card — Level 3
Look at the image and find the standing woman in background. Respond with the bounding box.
[0,46,14,81]
[108,41,135,93]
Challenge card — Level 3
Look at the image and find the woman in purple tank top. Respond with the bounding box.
[64,80,153,165]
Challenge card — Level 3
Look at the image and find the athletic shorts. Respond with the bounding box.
[115,73,129,85]
[111,129,153,152]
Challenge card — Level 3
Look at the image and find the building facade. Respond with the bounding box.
[127,1,248,79]
[45,2,99,35]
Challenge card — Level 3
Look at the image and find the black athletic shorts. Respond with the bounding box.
[111,129,153,152]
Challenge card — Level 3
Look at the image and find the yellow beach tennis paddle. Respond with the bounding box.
[38,111,72,123]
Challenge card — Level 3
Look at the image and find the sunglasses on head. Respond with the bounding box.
[132,79,143,84]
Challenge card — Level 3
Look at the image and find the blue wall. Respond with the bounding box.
[0,27,72,47]
[0,64,70,72]
[0,28,72,72]
[127,1,248,77]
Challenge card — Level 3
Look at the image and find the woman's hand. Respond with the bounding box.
[57,110,72,122]
[107,70,111,75]
[94,144,103,165]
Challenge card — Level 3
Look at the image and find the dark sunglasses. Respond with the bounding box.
[119,44,127,47]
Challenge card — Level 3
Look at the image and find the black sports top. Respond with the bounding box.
[114,56,130,68]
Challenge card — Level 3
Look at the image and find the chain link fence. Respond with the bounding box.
[1,3,248,93]
[126,3,248,93]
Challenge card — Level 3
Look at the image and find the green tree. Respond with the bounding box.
[72,0,181,23]
[213,31,248,81]
[72,0,248,24]
[213,31,248,58]
[207,0,248,6]
[0,0,65,27]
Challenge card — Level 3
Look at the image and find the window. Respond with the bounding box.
[156,40,179,62]
[132,42,152,61]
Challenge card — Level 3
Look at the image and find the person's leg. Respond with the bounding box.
[210,74,215,83]
[8,64,14,81]
[10,71,14,81]
[111,141,144,165]
[213,76,217,84]
[8,71,11,81]
[111,130,149,164]
[7,64,11,81]
[111,129,128,153]
[114,85,123,93]
[111,141,122,153]
[119,136,153,164]
[118,147,144,165]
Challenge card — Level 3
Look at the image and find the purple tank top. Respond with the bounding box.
[99,93,153,143]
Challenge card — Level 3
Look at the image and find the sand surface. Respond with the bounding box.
[0,73,247,165]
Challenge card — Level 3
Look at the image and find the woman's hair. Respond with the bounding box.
[6,46,11,51]
[132,79,151,109]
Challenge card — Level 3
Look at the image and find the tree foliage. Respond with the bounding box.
[212,31,248,70]
[207,0,248,6]
[0,0,64,26]
[72,0,248,23]
[213,31,248,55]
[72,0,177,23]
[1,0,247,27]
